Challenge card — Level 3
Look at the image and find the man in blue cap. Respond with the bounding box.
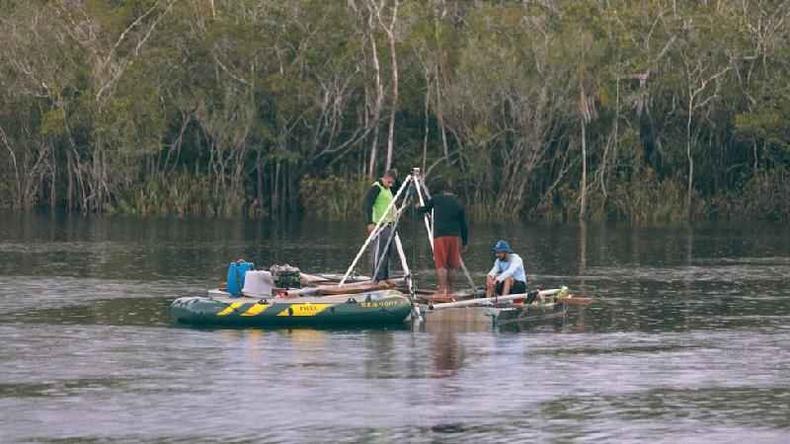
[485,240,527,298]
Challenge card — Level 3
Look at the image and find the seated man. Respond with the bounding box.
[486,240,527,297]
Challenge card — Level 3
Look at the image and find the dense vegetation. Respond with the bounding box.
[2,0,789,222]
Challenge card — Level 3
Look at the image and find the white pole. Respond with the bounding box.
[426,288,563,310]
[370,196,412,280]
[394,233,423,321]
[393,232,410,278]
[339,174,413,286]
[412,169,435,250]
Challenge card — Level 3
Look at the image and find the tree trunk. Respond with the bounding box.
[383,0,399,172]
[435,65,449,161]
[50,142,56,209]
[421,67,430,172]
[433,10,449,161]
[579,119,587,220]
[367,12,383,178]
[256,150,264,214]
[66,150,73,211]
[272,161,280,215]
[686,99,694,218]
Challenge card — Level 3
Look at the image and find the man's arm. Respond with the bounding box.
[416,198,434,214]
[488,260,499,277]
[496,255,523,282]
[362,185,380,224]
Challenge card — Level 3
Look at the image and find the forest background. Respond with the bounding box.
[2,0,789,223]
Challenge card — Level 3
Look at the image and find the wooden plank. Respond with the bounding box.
[314,280,394,295]
[427,288,563,310]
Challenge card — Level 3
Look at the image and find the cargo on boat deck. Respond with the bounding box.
[226,260,254,296]
[271,264,301,289]
[170,289,412,327]
[241,270,275,297]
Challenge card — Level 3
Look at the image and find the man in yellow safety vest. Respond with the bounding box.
[362,169,398,281]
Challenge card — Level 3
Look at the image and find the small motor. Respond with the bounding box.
[270,264,302,289]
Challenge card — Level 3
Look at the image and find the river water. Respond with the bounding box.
[0,211,789,443]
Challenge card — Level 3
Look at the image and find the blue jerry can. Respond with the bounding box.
[226,261,255,296]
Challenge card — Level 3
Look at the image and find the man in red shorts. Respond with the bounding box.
[419,180,468,297]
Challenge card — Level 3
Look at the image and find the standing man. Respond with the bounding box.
[486,240,527,297]
[419,180,468,296]
[363,169,398,281]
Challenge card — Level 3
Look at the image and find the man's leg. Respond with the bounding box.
[446,236,460,295]
[485,275,496,298]
[433,237,447,294]
[374,225,393,281]
[382,227,393,280]
[512,280,527,295]
[371,230,381,279]
[436,267,449,294]
[501,277,514,296]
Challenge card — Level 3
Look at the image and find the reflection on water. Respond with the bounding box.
[430,328,464,378]
[0,211,789,442]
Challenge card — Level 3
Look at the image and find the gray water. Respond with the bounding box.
[1,211,789,443]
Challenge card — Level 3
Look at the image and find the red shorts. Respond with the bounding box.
[433,236,462,270]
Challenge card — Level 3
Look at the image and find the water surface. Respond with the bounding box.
[1,212,789,442]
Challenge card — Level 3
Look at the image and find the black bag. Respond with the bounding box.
[270,264,301,289]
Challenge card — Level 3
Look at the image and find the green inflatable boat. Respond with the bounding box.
[170,289,413,327]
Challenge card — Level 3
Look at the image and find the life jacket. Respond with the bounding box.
[371,181,395,224]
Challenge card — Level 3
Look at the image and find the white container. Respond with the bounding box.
[242,270,275,297]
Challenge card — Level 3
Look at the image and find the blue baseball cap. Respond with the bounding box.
[492,240,513,253]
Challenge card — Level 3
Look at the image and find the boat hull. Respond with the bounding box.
[485,301,568,325]
[170,289,412,327]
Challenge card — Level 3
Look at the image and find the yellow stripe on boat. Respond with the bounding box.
[240,303,270,317]
[217,302,244,316]
[277,303,331,317]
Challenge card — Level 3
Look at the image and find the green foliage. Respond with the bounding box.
[537,168,692,224]
[735,109,790,150]
[609,170,695,224]
[710,170,790,221]
[115,173,245,217]
[0,0,788,223]
[299,176,369,220]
